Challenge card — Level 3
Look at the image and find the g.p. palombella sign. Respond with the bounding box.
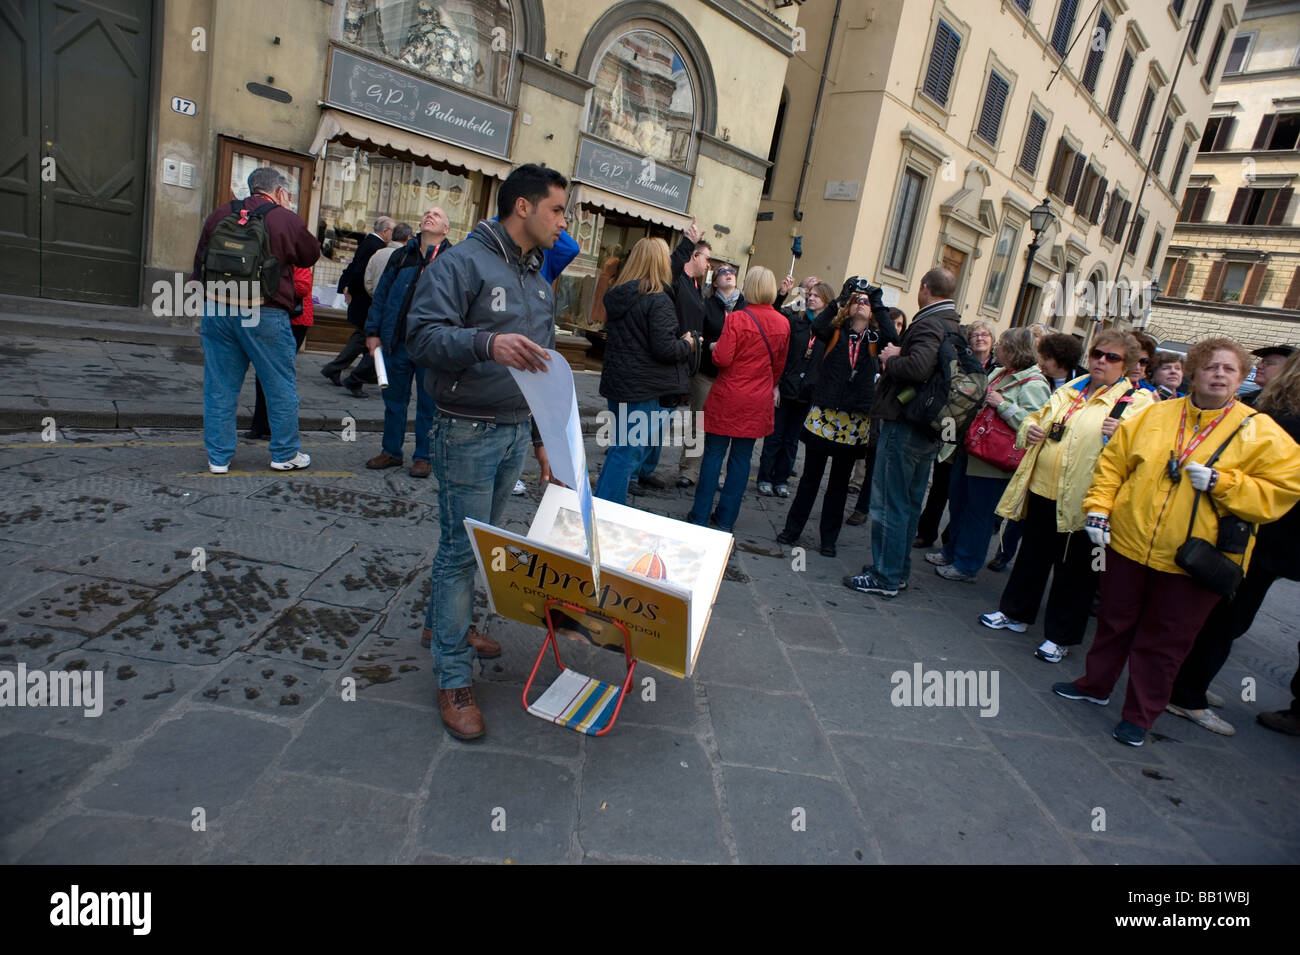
[324,48,512,158]
[575,135,692,215]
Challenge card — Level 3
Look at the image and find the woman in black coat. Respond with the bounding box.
[1167,350,1300,736]
[776,278,898,557]
[594,237,695,505]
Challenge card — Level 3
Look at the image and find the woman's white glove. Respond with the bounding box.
[1184,461,1218,491]
[1084,512,1111,547]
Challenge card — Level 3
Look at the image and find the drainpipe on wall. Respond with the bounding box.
[793,0,843,222]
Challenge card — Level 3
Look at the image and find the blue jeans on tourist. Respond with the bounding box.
[868,419,939,589]
[380,340,436,462]
[594,398,662,505]
[427,414,531,689]
[940,451,1010,576]
[688,431,756,531]
[201,302,300,466]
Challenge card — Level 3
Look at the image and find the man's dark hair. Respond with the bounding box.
[694,240,712,256]
[919,267,957,300]
[393,223,414,243]
[498,163,568,220]
[1038,332,1083,371]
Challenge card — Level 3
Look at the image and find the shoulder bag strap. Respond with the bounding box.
[741,308,774,365]
[1183,413,1257,540]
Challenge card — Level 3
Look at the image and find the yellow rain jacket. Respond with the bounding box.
[995,376,1155,532]
[1084,395,1300,575]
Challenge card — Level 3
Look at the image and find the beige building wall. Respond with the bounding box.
[756,0,1235,335]
[145,0,797,296]
[1153,0,1300,351]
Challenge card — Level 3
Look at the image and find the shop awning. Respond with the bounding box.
[570,184,693,232]
[309,107,514,180]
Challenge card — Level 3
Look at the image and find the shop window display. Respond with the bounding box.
[342,0,513,100]
[588,30,695,169]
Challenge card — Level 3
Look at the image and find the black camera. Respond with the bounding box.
[850,277,873,295]
[1048,422,1066,441]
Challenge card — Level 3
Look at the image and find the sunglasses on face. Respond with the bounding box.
[1138,357,1150,366]
[1090,348,1124,363]
[850,295,871,305]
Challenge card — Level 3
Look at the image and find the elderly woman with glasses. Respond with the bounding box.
[980,330,1155,664]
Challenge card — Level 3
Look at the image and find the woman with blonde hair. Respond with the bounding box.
[687,265,790,531]
[594,237,694,505]
[980,329,1154,665]
[1165,348,1300,736]
[1058,338,1300,746]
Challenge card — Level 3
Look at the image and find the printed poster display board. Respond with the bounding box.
[464,485,732,678]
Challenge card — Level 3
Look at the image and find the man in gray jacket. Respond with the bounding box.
[406,163,566,741]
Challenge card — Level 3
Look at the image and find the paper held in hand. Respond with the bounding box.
[373,346,389,388]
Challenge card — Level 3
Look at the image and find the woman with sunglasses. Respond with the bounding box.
[980,330,1154,664]
[1056,338,1300,746]
[776,278,898,556]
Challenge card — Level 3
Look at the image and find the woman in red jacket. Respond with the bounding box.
[247,266,313,439]
[687,266,789,531]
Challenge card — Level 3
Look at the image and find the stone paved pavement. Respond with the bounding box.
[2,411,1298,863]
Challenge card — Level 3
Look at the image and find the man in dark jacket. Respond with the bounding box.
[406,163,566,741]
[846,267,961,598]
[362,207,451,478]
[321,215,394,396]
[675,255,745,487]
[192,167,319,473]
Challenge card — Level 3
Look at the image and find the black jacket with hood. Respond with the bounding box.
[598,280,691,403]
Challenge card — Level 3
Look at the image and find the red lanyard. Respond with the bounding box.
[847,333,862,372]
[1175,399,1234,466]
[1057,380,1111,427]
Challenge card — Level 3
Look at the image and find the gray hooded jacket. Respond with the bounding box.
[405,219,557,423]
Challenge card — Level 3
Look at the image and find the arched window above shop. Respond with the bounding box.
[587,29,696,170]
[342,0,515,100]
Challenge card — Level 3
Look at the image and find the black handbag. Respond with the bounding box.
[1173,415,1256,597]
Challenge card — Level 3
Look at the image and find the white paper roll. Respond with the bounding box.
[373,345,389,388]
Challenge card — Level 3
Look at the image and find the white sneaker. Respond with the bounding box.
[924,551,952,566]
[1035,639,1068,664]
[512,479,526,496]
[209,461,229,474]
[757,482,773,496]
[270,452,311,471]
[979,611,1027,633]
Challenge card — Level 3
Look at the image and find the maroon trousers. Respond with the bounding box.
[1074,549,1222,730]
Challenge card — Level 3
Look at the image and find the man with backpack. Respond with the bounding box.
[845,267,967,598]
[362,207,451,479]
[192,167,320,473]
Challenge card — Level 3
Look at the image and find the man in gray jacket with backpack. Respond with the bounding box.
[405,163,567,741]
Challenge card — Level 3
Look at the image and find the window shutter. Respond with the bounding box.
[1168,258,1188,297]
[1204,28,1226,83]
[1146,233,1163,271]
[1227,188,1250,224]
[1016,0,1031,11]
[1116,199,1133,242]
[977,71,1010,143]
[1242,263,1267,306]
[1253,114,1276,150]
[1082,11,1112,92]
[1212,116,1235,151]
[923,21,961,107]
[1203,260,1227,301]
[1189,0,1212,53]
[1126,213,1145,256]
[1020,112,1047,173]
[1075,168,1095,212]
[1170,141,1190,192]
[1190,187,1210,222]
[1133,87,1155,148]
[1090,177,1108,224]
[1153,116,1174,173]
[1046,140,1071,194]
[1283,266,1300,310]
[1064,154,1087,204]
[1268,187,1293,225]
[1107,50,1134,122]
[1051,0,1079,56]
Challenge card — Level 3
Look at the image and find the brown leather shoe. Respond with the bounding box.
[437,687,484,740]
[366,453,402,470]
[421,625,500,658]
[409,459,431,478]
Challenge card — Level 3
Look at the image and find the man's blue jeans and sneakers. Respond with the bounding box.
[201,302,310,473]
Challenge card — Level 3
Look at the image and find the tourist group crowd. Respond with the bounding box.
[193,163,1300,747]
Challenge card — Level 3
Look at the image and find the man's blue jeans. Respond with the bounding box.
[688,431,756,531]
[941,451,1010,575]
[594,398,662,505]
[201,302,299,465]
[380,340,435,462]
[427,414,530,689]
[868,419,939,589]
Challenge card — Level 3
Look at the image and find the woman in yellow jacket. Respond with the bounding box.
[1055,337,1300,747]
[980,330,1154,664]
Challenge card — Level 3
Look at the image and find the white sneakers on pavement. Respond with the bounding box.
[270,452,311,471]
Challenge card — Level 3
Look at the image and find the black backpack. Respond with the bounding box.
[900,326,988,440]
[202,199,280,302]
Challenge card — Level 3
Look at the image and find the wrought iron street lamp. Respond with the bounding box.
[1011,197,1055,327]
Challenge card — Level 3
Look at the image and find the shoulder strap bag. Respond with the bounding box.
[1173,413,1257,597]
